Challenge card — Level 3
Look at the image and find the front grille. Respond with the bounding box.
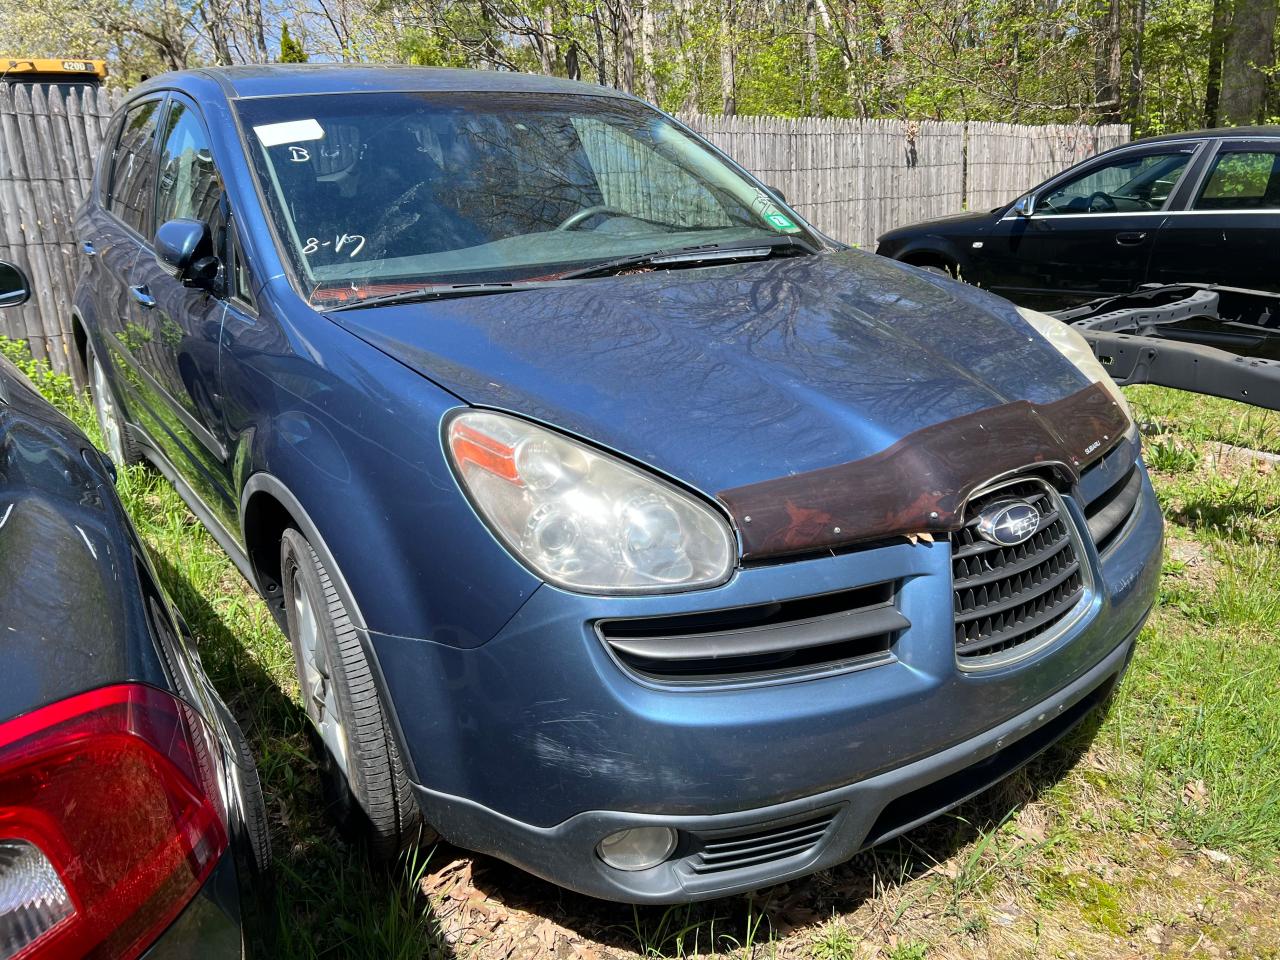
[689,813,837,875]
[598,583,906,684]
[952,478,1086,665]
[1084,462,1142,554]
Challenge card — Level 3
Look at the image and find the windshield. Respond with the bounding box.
[234,91,813,305]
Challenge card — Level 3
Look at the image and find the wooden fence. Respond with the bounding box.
[963,121,1133,213]
[682,115,1131,247]
[0,83,1128,376]
[0,85,116,377]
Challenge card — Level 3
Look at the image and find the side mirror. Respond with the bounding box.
[768,184,787,204]
[1011,194,1036,218]
[155,218,218,288]
[0,260,30,308]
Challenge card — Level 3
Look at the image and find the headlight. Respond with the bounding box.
[446,410,736,594]
[1016,306,1133,423]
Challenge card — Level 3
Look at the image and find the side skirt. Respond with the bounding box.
[129,424,260,591]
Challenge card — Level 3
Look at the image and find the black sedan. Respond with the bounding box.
[0,261,269,957]
[877,126,1280,310]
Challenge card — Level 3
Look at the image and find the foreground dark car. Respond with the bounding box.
[74,65,1161,904]
[0,262,269,957]
[877,127,1280,309]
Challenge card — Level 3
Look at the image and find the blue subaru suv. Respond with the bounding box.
[72,65,1162,903]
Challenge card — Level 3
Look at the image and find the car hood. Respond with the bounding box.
[328,250,1097,498]
[878,208,998,242]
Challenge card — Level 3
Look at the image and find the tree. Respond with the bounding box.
[1219,0,1278,123]
[280,21,308,60]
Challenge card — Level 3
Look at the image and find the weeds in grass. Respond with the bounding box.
[809,923,860,960]
[1144,435,1200,472]
[885,941,929,960]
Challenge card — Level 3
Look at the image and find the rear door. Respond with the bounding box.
[122,93,236,526]
[980,143,1201,310]
[1147,138,1280,292]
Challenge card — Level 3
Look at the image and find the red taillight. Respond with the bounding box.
[0,684,229,960]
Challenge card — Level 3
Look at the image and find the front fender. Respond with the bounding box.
[886,235,974,276]
[223,298,541,649]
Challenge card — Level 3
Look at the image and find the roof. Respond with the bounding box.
[1132,125,1280,145]
[143,64,631,101]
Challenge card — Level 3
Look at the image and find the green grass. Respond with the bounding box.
[7,338,1280,958]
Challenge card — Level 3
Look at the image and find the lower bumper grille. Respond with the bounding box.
[690,813,837,875]
[952,478,1087,665]
[598,583,906,684]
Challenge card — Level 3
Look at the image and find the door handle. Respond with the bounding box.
[81,240,96,256]
[129,284,156,309]
[1115,231,1148,246]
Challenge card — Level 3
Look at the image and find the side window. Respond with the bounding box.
[1036,150,1193,216]
[155,99,225,245]
[107,99,161,233]
[1194,150,1280,210]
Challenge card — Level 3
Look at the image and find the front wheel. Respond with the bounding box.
[280,528,425,859]
[87,344,142,467]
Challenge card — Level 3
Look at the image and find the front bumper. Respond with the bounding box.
[372,450,1162,902]
[411,620,1138,902]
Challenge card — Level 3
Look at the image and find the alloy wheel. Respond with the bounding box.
[90,354,126,467]
[291,567,350,777]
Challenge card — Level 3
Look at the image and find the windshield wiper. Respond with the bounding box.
[552,236,817,281]
[323,237,817,312]
[323,281,544,312]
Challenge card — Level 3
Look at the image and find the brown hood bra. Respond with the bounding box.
[717,381,1130,560]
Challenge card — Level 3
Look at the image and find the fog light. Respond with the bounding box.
[596,827,678,871]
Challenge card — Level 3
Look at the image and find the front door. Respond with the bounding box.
[122,93,236,528]
[90,96,163,387]
[981,144,1200,310]
[1148,140,1280,292]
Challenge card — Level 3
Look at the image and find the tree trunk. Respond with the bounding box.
[720,0,736,115]
[1128,0,1146,121]
[640,0,658,102]
[1205,0,1230,124]
[619,0,634,92]
[1093,0,1122,121]
[536,4,554,74]
[594,2,607,85]
[1220,0,1278,123]
[805,0,820,115]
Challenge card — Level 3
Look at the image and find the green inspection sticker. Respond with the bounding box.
[764,211,801,233]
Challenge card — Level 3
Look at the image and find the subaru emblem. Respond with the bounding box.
[976,499,1041,547]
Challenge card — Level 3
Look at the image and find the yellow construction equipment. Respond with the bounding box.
[2,58,107,91]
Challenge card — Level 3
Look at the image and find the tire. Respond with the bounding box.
[279,528,425,859]
[224,714,274,958]
[226,714,273,880]
[86,342,143,467]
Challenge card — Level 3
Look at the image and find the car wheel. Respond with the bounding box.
[225,714,273,880]
[280,528,425,859]
[87,344,142,467]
